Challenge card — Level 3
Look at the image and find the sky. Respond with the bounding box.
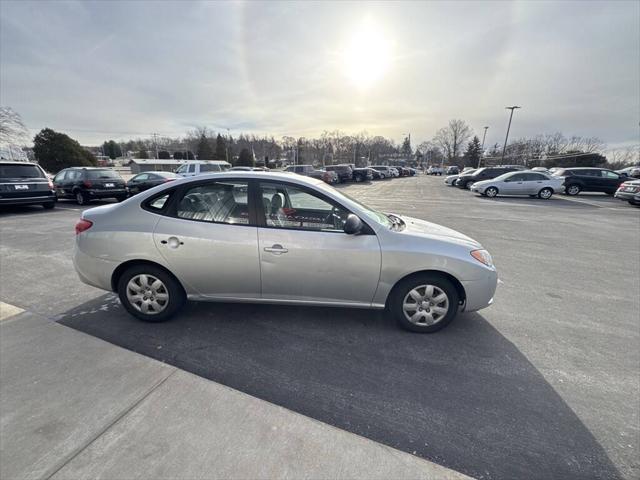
[1,0,639,149]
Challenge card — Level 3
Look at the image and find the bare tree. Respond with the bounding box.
[433,119,472,161]
[0,107,29,145]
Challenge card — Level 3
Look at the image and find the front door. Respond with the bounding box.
[152,179,261,299]
[256,181,381,305]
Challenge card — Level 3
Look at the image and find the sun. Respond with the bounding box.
[342,22,391,89]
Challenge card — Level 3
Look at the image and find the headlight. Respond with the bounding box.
[471,249,493,267]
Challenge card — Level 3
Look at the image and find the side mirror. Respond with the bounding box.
[344,214,363,235]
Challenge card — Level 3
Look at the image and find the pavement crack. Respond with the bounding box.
[43,368,177,480]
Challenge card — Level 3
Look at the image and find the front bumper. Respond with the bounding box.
[461,269,498,312]
[470,184,485,194]
[615,190,640,202]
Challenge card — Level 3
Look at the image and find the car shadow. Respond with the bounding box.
[58,295,621,480]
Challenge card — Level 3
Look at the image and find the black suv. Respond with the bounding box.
[0,161,56,209]
[552,168,625,196]
[54,167,127,205]
[456,166,524,189]
[325,165,354,183]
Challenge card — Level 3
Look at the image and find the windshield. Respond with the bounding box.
[85,169,121,180]
[315,182,392,228]
[0,164,45,179]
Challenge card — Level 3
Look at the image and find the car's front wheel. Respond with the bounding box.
[565,184,581,196]
[389,274,460,333]
[485,186,498,198]
[117,265,185,322]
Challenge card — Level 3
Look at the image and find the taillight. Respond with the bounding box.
[75,219,93,235]
[48,180,54,189]
[83,180,92,188]
[164,178,175,183]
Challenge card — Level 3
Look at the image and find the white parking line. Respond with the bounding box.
[0,302,25,321]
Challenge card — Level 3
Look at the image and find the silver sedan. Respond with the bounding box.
[73,172,497,333]
[470,171,564,199]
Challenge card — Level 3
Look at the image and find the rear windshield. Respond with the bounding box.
[85,169,122,180]
[0,163,45,179]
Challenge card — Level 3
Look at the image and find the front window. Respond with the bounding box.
[200,164,221,172]
[188,164,196,173]
[176,181,249,224]
[313,182,392,229]
[259,182,349,232]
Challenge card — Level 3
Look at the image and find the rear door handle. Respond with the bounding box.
[264,244,288,254]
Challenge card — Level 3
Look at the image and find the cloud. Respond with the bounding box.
[1,0,638,147]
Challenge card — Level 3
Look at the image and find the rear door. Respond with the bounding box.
[152,179,261,298]
[256,180,381,305]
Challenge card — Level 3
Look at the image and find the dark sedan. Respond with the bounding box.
[127,171,180,195]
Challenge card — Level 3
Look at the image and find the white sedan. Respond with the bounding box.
[470,171,564,199]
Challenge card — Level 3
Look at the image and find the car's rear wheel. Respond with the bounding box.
[43,202,55,209]
[565,184,581,196]
[485,187,498,198]
[389,274,459,333]
[538,187,553,199]
[117,265,185,322]
[75,191,88,205]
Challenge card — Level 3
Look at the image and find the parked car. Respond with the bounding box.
[73,171,497,333]
[284,164,337,184]
[176,160,231,177]
[0,161,57,209]
[389,167,400,177]
[614,180,640,206]
[531,167,552,174]
[470,171,564,199]
[445,168,477,186]
[427,166,445,176]
[407,168,418,176]
[54,167,127,205]
[399,167,413,176]
[351,167,374,182]
[370,166,394,179]
[616,166,640,179]
[552,167,626,196]
[446,166,459,175]
[127,171,180,196]
[456,166,524,189]
[325,165,354,183]
[229,166,266,171]
[367,167,383,180]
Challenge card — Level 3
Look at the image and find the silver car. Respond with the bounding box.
[470,170,564,199]
[73,172,497,333]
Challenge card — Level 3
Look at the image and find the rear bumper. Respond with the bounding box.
[73,244,119,291]
[0,194,56,206]
[86,189,127,198]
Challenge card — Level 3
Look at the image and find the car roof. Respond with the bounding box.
[0,161,42,166]
[173,170,325,185]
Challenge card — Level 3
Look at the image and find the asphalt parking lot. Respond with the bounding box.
[1,175,638,479]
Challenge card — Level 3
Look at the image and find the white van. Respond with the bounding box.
[176,160,231,177]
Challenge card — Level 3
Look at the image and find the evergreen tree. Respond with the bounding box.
[214,133,227,160]
[158,150,171,159]
[196,134,213,160]
[33,128,96,172]
[401,136,412,155]
[462,136,482,167]
[237,148,254,167]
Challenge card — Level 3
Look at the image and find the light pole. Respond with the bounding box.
[501,106,521,163]
[478,126,489,168]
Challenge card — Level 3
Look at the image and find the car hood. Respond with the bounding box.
[472,179,492,187]
[399,215,481,249]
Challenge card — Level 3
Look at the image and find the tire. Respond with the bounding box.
[380,173,386,179]
[538,187,553,199]
[42,202,55,210]
[389,273,460,333]
[117,264,185,323]
[355,176,362,183]
[75,191,88,205]
[465,181,474,190]
[485,187,498,198]
[565,184,581,196]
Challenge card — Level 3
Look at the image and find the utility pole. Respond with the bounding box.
[151,133,159,159]
[478,126,489,168]
[501,106,520,164]
[226,128,230,163]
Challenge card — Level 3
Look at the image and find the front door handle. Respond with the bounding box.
[264,244,288,255]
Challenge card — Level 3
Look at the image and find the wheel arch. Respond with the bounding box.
[385,270,466,308]
[111,259,186,295]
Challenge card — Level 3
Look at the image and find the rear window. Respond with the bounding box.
[0,163,44,179]
[200,164,221,172]
[85,169,121,180]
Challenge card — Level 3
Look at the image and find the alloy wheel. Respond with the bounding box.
[402,284,450,326]
[126,274,169,315]
[486,187,498,198]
